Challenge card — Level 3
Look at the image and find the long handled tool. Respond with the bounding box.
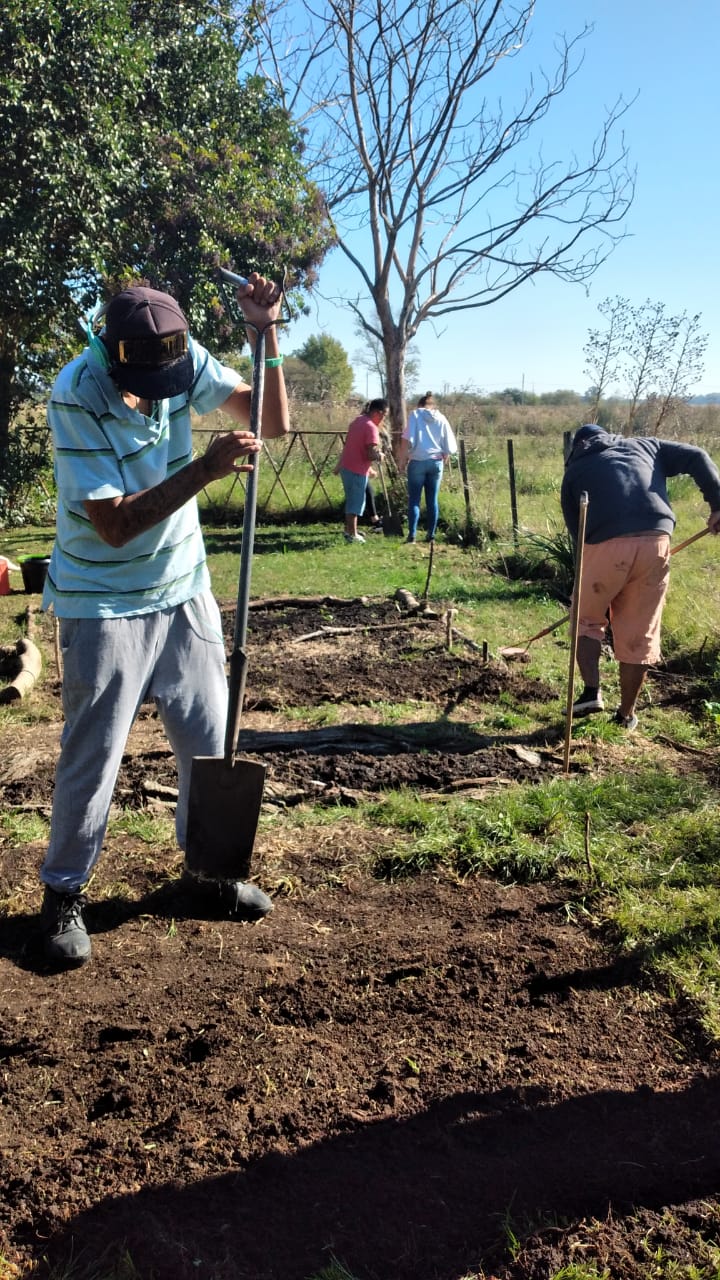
[377,458,404,536]
[185,270,273,880]
[563,491,589,775]
[499,524,712,660]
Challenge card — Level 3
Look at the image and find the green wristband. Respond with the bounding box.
[265,355,284,368]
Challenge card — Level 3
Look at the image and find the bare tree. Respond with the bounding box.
[582,296,708,433]
[652,311,708,433]
[624,299,679,434]
[255,0,634,445]
[583,296,630,421]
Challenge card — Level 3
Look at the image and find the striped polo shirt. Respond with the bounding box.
[43,337,240,618]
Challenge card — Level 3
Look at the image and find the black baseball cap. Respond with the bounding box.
[104,287,194,399]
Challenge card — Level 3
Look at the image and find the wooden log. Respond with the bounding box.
[0,638,42,704]
[394,587,421,612]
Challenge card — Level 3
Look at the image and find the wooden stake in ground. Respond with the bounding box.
[421,539,435,603]
[563,490,589,776]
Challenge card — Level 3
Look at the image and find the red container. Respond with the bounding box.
[0,558,9,595]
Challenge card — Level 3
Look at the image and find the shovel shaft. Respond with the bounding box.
[670,526,710,556]
[225,325,266,766]
[224,647,249,763]
[563,491,589,775]
[378,459,391,509]
[233,327,265,654]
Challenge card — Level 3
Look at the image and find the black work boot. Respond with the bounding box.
[218,881,273,919]
[41,887,92,966]
[181,871,272,920]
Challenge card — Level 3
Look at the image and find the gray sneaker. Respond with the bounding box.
[41,887,92,966]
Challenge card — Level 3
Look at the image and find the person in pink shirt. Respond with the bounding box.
[337,399,387,542]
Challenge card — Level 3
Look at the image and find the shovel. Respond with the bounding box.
[563,491,589,774]
[377,458,404,536]
[185,274,271,881]
[498,525,712,660]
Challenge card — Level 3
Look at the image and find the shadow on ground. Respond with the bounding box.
[26,1076,720,1280]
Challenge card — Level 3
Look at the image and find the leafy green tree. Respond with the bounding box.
[0,0,332,448]
[0,0,145,440]
[293,334,354,401]
[102,4,332,347]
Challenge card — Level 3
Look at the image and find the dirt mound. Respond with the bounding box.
[1,597,718,1279]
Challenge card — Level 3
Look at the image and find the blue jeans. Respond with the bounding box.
[340,468,368,516]
[407,459,444,540]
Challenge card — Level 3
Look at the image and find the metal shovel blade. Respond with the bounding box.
[185,755,267,881]
[184,308,271,883]
[378,460,404,536]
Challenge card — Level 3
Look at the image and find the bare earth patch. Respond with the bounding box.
[1,597,719,1279]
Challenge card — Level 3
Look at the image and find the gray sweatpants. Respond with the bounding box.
[41,592,228,893]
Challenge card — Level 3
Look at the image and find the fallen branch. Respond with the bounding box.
[450,626,485,654]
[291,617,438,643]
[655,734,713,756]
[247,594,371,611]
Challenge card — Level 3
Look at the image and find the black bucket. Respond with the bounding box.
[20,556,51,594]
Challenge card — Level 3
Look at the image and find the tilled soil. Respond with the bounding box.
[1,596,719,1280]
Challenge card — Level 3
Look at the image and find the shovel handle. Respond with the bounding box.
[563,491,589,775]
[218,268,250,288]
[670,526,710,556]
[524,614,570,645]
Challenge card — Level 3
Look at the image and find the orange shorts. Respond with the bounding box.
[576,533,671,664]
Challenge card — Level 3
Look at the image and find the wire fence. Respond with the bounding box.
[10,421,461,527]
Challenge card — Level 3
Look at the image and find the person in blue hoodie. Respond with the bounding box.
[561,423,720,731]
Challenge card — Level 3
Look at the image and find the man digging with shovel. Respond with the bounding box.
[561,423,720,733]
[39,276,288,967]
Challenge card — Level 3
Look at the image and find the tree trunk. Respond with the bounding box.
[0,341,18,455]
[384,333,407,458]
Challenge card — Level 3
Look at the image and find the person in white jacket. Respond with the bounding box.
[399,392,457,542]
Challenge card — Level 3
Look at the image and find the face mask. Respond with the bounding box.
[83,303,110,370]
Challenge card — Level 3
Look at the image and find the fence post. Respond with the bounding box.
[563,429,572,463]
[458,439,474,539]
[507,438,519,548]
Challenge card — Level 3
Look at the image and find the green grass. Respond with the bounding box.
[349,767,720,1036]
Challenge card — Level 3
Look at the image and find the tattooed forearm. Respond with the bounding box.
[84,457,212,548]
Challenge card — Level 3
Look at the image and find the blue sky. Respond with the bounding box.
[284,1,720,397]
